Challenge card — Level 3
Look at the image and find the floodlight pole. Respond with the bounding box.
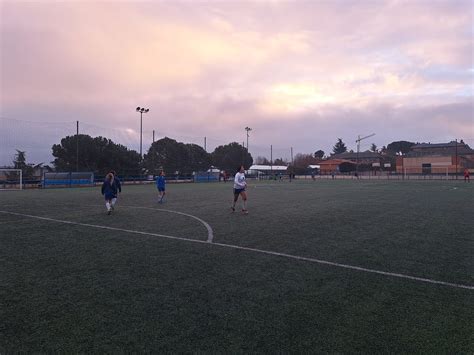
[136,107,150,160]
[245,127,252,152]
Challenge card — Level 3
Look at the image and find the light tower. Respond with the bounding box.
[136,107,150,159]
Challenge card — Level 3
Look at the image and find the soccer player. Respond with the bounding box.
[464,169,470,182]
[109,170,121,210]
[231,165,248,214]
[101,173,118,215]
[156,171,166,203]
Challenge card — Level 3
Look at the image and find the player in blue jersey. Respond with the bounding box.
[156,171,166,203]
[101,173,118,215]
[231,165,248,214]
[109,170,121,210]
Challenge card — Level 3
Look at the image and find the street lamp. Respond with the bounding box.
[245,127,252,151]
[136,107,149,159]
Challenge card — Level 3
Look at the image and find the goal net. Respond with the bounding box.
[0,169,23,190]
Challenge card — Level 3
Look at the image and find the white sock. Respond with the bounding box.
[106,202,111,211]
[112,198,117,206]
[242,200,247,210]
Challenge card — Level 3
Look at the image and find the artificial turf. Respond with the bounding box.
[1,179,473,352]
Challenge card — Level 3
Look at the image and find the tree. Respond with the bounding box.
[370,143,378,153]
[291,153,317,174]
[12,150,34,178]
[273,158,287,166]
[211,142,253,174]
[184,143,212,173]
[332,138,347,154]
[52,135,141,175]
[144,137,187,175]
[314,150,325,159]
[143,138,211,175]
[255,156,270,165]
[386,141,415,155]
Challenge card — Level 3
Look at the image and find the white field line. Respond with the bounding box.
[0,210,210,245]
[119,205,214,243]
[0,209,472,291]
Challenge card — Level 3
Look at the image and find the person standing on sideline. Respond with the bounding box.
[156,171,166,203]
[231,165,248,214]
[109,170,121,210]
[464,168,470,182]
[101,173,118,215]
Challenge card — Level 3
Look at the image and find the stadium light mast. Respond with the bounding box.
[245,127,252,152]
[136,107,150,159]
[356,133,375,175]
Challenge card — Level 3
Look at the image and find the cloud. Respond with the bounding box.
[0,0,472,165]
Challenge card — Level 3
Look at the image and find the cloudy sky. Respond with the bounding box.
[0,0,473,165]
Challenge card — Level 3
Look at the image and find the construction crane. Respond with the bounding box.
[355,133,376,174]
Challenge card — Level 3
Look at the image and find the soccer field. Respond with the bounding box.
[1,179,473,352]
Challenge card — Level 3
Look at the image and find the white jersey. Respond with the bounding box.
[234,172,247,189]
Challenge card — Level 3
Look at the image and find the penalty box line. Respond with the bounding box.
[0,210,472,291]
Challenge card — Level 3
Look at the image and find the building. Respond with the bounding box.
[247,165,288,177]
[318,159,355,174]
[331,151,382,165]
[396,141,474,174]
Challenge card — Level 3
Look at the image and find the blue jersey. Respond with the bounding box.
[156,175,165,189]
[114,176,122,193]
[101,180,118,199]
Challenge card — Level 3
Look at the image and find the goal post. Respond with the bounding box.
[0,169,23,190]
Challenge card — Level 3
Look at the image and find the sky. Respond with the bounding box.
[0,0,473,166]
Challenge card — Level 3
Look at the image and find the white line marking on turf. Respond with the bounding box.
[0,210,210,245]
[120,205,214,243]
[0,210,472,291]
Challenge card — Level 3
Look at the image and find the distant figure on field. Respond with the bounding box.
[156,171,166,203]
[109,170,121,209]
[464,169,470,182]
[232,165,248,214]
[101,173,118,215]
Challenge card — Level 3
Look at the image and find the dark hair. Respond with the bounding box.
[236,166,243,173]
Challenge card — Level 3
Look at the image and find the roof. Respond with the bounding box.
[318,159,355,166]
[331,151,381,159]
[308,165,321,169]
[408,141,474,156]
[411,141,470,149]
[248,165,288,171]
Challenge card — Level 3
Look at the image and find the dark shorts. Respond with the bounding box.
[234,188,245,195]
[157,187,165,192]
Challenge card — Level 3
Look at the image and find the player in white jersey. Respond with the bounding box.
[232,165,248,214]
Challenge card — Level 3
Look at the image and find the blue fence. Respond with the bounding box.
[43,172,95,188]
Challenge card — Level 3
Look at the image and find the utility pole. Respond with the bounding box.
[270,145,273,175]
[76,121,79,172]
[153,130,155,144]
[356,133,375,175]
[204,137,207,152]
[455,139,458,180]
[290,147,294,182]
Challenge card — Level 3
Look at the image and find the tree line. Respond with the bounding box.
[9,135,417,178]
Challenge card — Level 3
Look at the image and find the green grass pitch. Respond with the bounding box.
[1,179,473,352]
